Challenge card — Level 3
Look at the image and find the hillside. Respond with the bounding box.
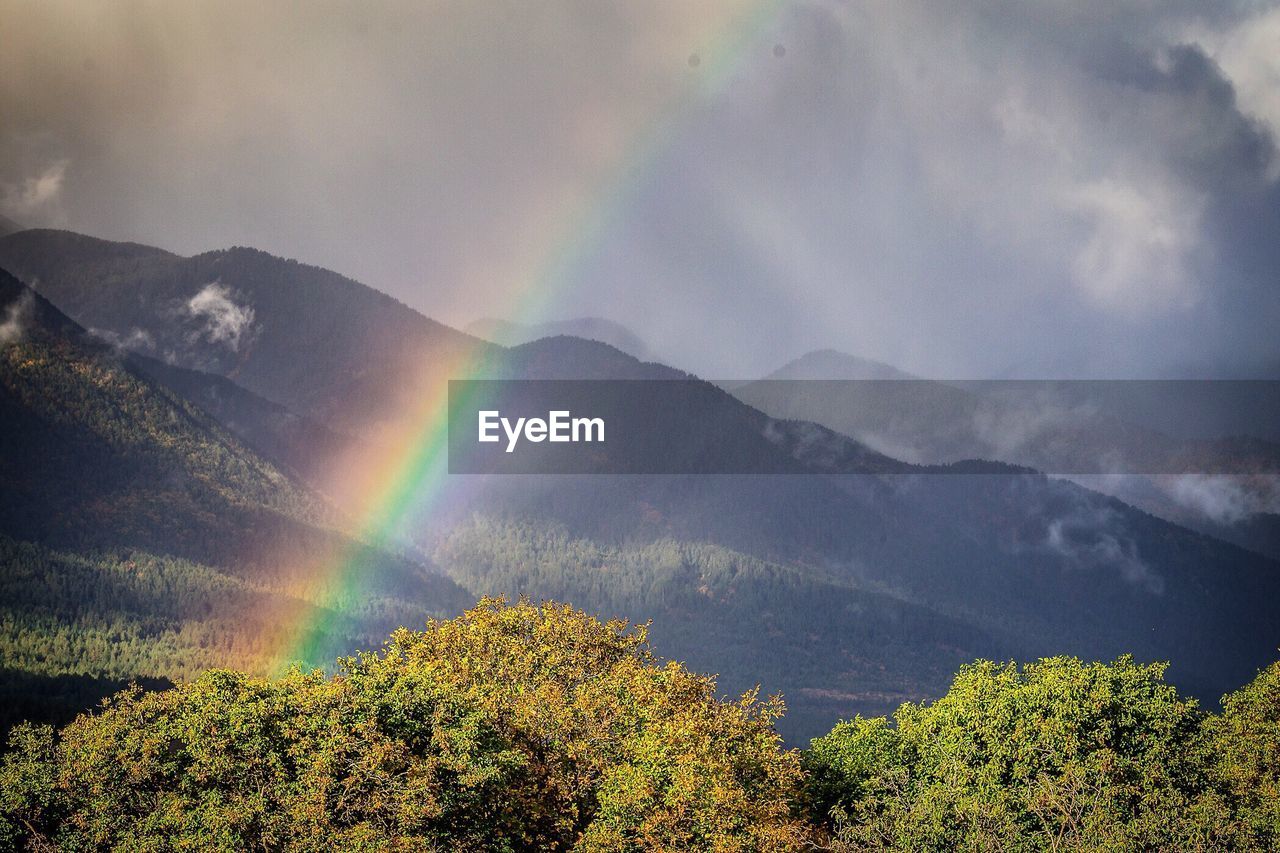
[0,269,329,550]
[3,235,1278,743]
[0,230,494,437]
[0,271,472,730]
[423,337,1280,738]
[127,354,352,487]
[733,362,1280,561]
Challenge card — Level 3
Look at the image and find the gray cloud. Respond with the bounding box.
[185,282,255,351]
[2,1,1277,379]
[1165,474,1280,525]
[0,289,34,345]
[549,0,1280,378]
[1044,503,1163,594]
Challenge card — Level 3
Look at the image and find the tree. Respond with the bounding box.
[0,597,807,851]
[1206,660,1280,849]
[803,656,1241,851]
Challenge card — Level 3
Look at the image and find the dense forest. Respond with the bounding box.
[432,516,996,739]
[1,598,1276,851]
[0,535,467,736]
[0,273,475,734]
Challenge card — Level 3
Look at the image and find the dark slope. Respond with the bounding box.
[431,336,1280,740]
[0,229,495,435]
[127,355,351,486]
[0,271,472,730]
[1,267,326,560]
[3,232,1277,742]
[734,359,1280,563]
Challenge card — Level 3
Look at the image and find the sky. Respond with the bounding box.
[2,0,1279,379]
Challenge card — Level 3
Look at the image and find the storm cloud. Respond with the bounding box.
[2,0,1277,379]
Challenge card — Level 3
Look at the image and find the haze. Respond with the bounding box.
[2,0,1279,379]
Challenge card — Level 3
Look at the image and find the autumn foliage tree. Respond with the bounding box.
[0,597,807,851]
[3,600,1278,851]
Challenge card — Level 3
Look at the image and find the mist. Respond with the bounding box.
[3,0,1279,379]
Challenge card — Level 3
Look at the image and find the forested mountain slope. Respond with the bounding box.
[429,337,1280,739]
[0,271,472,731]
[3,234,1278,743]
[0,229,494,437]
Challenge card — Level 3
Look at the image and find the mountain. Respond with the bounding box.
[759,348,917,381]
[714,347,917,393]
[4,234,1278,743]
[733,361,1280,560]
[425,336,1280,739]
[466,315,653,361]
[127,355,351,487]
[0,216,21,238]
[1067,474,1280,563]
[0,230,494,438]
[0,270,472,732]
[469,334,913,476]
[0,267,327,557]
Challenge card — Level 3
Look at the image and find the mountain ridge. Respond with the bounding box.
[466,315,653,361]
[4,233,1278,742]
[760,348,918,381]
[0,268,474,730]
[0,229,494,437]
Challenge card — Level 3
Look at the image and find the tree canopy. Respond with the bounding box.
[2,599,1278,851]
[0,597,806,851]
[804,656,1280,851]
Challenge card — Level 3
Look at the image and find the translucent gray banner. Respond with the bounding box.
[447,379,1280,475]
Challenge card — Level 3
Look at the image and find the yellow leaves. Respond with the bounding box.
[344,597,810,847]
[3,598,810,849]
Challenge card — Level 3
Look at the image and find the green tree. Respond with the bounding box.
[1206,660,1280,848]
[803,656,1239,851]
[0,597,806,851]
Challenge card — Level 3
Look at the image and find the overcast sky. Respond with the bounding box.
[2,0,1279,378]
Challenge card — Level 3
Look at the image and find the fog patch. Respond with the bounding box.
[91,326,156,354]
[1044,503,1163,595]
[1166,474,1280,525]
[0,290,34,345]
[185,282,257,351]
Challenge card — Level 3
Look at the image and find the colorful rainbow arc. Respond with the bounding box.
[279,0,788,669]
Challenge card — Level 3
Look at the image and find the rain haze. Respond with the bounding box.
[3,0,1279,379]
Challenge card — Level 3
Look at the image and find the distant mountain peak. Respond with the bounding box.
[499,334,688,380]
[466,316,653,361]
[762,349,917,381]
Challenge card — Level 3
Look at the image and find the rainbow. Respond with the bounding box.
[278,0,789,669]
